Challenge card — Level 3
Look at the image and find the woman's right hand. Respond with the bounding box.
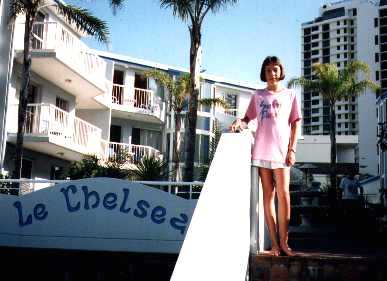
[229,118,247,132]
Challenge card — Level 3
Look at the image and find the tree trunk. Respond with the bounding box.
[184,24,201,182]
[173,111,182,181]
[329,99,338,203]
[12,11,35,185]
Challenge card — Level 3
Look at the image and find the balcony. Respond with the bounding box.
[101,140,162,165]
[14,22,107,108]
[7,104,102,161]
[110,85,165,123]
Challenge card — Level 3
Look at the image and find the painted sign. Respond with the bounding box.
[0,178,197,253]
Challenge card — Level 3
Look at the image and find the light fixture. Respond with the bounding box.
[65,79,72,83]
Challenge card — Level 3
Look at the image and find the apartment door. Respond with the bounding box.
[110,125,122,156]
[32,12,46,49]
[132,128,140,145]
[112,70,124,104]
[26,84,38,133]
[110,125,122,143]
[134,74,148,107]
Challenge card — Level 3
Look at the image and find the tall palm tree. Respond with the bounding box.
[9,0,122,183]
[288,61,378,196]
[160,0,238,181]
[144,69,227,180]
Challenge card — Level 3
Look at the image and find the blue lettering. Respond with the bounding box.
[134,200,149,218]
[119,188,131,213]
[170,213,189,235]
[33,203,48,220]
[82,186,100,210]
[151,206,166,224]
[60,185,80,212]
[13,201,32,226]
[103,193,117,210]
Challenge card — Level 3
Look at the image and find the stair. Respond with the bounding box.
[249,251,387,281]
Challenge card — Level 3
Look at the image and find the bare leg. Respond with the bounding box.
[259,168,280,255]
[273,167,295,256]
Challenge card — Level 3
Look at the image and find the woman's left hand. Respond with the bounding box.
[286,150,296,166]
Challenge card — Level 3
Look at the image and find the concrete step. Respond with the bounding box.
[249,251,387,281]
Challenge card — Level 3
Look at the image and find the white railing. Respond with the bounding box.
[10,103,102,155]
[19,21,106,85]
[111,85,158,110]
[101,141,161,164]
[0,179,203,199]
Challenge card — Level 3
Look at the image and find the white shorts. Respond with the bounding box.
[252,159,289,169]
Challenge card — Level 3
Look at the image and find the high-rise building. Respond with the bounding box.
[301,0,380,175]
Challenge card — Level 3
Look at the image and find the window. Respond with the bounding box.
[337,46,340,51]
[352,123,356,129]
[338,123,342,128]
[21,159,33,179]
[352,96,356,102]
[337,29,340,34]
[338,105,341,110]
[345,113,348,119]
[352,105,355,111]
[352,8,357,16]
[337,21,340,26]
[345,123,348,128]
[56,97,69,112]
[337,54,340,59]
[376,71,380,81]
[344,20,347,25]
[351,53,354,59]
[351,37,354,43]
[376,53,380,63]
[223,93,237,115]
[338,114,341,119]
[344,36,347,42]
[337,62,341,67]
[312,100,319,105]
[337,37,341,43]
[351,28,354,34]
[352,113,356,119]
[375,18,378,28]
[344,28,347,33]
[344,53,347,59]
[376,35,379,45]
[344,45,347,50]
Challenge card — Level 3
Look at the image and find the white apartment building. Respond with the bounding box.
[301,0,380,176]
[0,4,258,181]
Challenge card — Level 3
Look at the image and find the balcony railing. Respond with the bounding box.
[101,140,161,164]
[111,85,164,119]
[17,21,106,86]
[9,103,102,155]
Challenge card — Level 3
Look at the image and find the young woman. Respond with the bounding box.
[230,56,302,256]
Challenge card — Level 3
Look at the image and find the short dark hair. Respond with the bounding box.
[260,56,285,82]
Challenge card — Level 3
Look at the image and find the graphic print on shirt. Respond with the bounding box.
[259,99,282,121]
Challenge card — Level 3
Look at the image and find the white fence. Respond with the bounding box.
[15,21,106,85]
[8,103,102,155]
[0,179,203,199]
[101,141,161,164]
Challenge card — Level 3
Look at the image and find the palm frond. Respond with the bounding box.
[288,77,321,92]
[56,3,109,43]
[199,97,228,109]
[109,0,125,14]
[200,0,238,24]
[9,0,28,20]
[160,0,193,22]
[144,69,174,93]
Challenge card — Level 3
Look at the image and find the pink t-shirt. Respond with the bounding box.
[245,88,302,163]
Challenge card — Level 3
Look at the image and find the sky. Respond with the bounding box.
[67,0,329,86]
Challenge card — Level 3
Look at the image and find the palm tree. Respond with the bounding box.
[160,0,238,181]
[9,0,123,184]
[144,69,227,180]
[288,61,378,197]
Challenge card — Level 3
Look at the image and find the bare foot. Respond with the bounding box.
[280,245,296,257]
[265,247,281,256]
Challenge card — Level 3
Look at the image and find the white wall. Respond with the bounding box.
[297,135,358,163]
[356,1,378,176]
[76,109,111,140]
